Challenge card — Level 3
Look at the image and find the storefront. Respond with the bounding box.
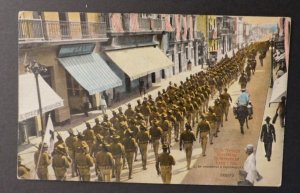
[58,43,122,113]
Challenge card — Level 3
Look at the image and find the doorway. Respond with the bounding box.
[125,73,131,93]
[58,12,70,39]
[178,53,182,72]
[80,12,89,38]
[151,72,156,83]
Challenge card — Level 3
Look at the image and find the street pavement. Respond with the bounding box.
[18,48,284,186]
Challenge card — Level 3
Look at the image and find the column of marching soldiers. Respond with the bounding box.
[18,41,270,184]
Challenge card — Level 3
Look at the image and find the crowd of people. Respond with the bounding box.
[18,41,271,184]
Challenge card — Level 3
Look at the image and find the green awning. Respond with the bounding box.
[58,53,122,95]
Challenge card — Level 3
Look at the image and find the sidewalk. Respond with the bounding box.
[255,53,285,187]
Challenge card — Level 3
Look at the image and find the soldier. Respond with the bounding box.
[34,143,51,180]
[135,99,142,114]
[101,114,112,128]
[110,111,120,130]
[124,103,136,121]
[52,144,71,180]
[185,98,195,126]
[128,119,139,161]
[149,120,163,161]
[141,97,151,126]
[117,106,127,124]
[122,129,138,179]
[65,129,78,177]
[83,122,96,155]
[75,143,94,181]
[214,99,223,131]
[93,118,102,136]
[73,133,89,180]
[161,113,173,146]
[196,115,211,156]
[179,123,196,170]
[221,88,232,121]
[172,105,184,142]
[110,135,125,182]
[156,145,175,184]
[136,122,150,170]
[95,143,115,182]
[54,134,68,151]
[17,155,31,179]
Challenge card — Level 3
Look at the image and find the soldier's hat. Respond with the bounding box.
[143,97,147,101]
[77,132,84,140]
[137,113,144,118]
[112,110,117,115]
[103,114,108,118]
[185,123,192,130]
[118,107,122,111]
[82,142,89,150]
[162,113,167,118]
[162,144,169,149]
[127,103,131,107]
[95,118,100,122]
[120,122,128,128]
[245,144,254,152]
[102,122,108,127]
[265,116,271,121]
[148,94,152,99]
[112,134,120,140]
[137,99,141,103]
[56,144,66,153]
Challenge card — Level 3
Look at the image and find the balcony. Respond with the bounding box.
[18,19,107,44]
[219,27,235,35]
[209,29,218,40]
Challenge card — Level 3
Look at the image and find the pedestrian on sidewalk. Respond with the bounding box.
[81,93,90,117]
[238,144,262,186]
[100,95,107,114]
[179,123,196,170]
[260,116,276,161]
[275,96,286,128]
[139,78,146,96]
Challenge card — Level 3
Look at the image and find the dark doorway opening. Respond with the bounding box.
[151,72,156,83]
[178,53,182,72]
[125,73,131,93]
[161,69,165,79]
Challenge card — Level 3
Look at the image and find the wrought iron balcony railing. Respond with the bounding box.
[18,19,107,43]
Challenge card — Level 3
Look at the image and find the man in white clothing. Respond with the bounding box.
[238,144,262,186]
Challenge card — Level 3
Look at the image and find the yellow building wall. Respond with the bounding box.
[67,12,82,38]
[87,13,100,22]
[43,12,59,21]
[196,15,207,39]
[19,11,33,19]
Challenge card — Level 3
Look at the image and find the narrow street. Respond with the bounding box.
[18,49,274,185]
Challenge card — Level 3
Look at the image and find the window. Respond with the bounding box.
[66,72,82,96]
[186,47,188,59]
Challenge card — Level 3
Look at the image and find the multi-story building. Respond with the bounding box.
[207,15,219,61]
[196,15,209,67]
[217,16,235,55]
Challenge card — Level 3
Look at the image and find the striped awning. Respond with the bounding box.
[19,73,64,122]
[105,47,174,80]
[58,53,122,95]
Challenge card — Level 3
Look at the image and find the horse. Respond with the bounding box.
[236,105,249,134]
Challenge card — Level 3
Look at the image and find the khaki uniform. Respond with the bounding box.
[95,151,115,182]
[92,123,102,136]
[214,104,223,131]
[34,151,51,180]
[149,126,163,161]
[141,103,151,126]
[125,108,136,120]
[161,119,172,145]
[136,130,150,169]
[173,110,184,141]
[157,152,175,184]
[179,131,196,169]
[196,120,211,156]
[206,111,217,142]
[75,151,94,181]
[18,164,31,179]
[222,92,232,120]
[52,152,71,180]
[110,142,125,182]
[83,129,96,155]
[123,137,138,179]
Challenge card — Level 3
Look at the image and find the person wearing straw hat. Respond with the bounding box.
[260,116,276,162]
[83,122,96,155]
[150,119,163,161]
[34,143,51,180]
[196,115,211,157]
[75,142,94,181]
[52,144,71,180]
